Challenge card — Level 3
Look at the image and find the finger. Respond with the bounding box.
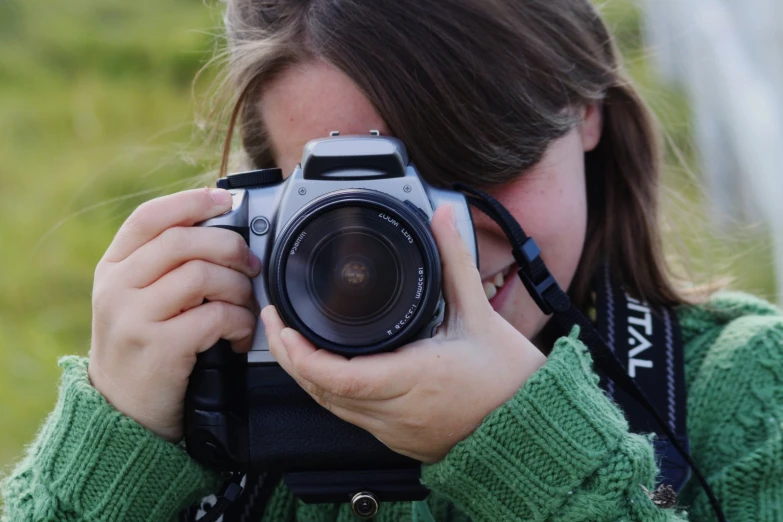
[261,306,412,401]
[260,305,298,375]
[165,300,257,355]
[431,205,492,326]
[144,260,258,321]
[121,226,261,288]
[104,188,234,263]
[260,307,348,405]
[252,314,390,442]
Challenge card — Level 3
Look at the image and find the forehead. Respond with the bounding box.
[258,60,389,173]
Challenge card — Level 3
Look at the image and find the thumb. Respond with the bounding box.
[431,204,492,329]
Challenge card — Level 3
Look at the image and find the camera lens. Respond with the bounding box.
[339,259,369,287]
[285,206,422,345]
[309,229,401,323]
[270,190,441,356]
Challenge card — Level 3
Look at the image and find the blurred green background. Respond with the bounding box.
[0,0,775,475]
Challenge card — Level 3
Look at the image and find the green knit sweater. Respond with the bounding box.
[3,292,783,521]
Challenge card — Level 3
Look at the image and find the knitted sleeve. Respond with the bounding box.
[1,356,221,522]
[421,329,690,521]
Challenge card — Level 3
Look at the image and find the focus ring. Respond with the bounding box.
[268,189,441,356]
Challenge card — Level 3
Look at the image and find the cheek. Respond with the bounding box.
[498,174,587,290]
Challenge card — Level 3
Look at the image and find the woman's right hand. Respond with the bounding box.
[88,188,262,442]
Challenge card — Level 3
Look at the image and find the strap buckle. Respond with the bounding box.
[514,238,558,315]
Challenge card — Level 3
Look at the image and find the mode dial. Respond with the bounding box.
[217,168,283,189]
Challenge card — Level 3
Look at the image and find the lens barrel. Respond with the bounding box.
[269,190,441,356]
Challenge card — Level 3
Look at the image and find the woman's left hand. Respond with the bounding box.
[261,205,547,463]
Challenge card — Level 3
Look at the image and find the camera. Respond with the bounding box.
[184,132,477,503]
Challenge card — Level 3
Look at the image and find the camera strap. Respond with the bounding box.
[593,263,691,492]
[453,183,727,522]
[180,472,279,522]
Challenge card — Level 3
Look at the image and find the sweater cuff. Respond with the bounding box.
[421,329,630,521]
[10,356,220,521]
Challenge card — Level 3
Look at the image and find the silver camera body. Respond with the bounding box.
[200,133,477,362]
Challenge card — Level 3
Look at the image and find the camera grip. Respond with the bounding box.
[184,222,251,470]
[184,339,247,471]
[185,339,249,470]
[246,365,417,472]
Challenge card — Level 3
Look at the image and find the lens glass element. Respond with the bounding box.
[283,205,427,347]
[310,234,400,323]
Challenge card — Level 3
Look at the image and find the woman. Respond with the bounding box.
[3,0,782,520]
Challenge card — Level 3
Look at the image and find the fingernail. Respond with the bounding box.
[209,188,232,205]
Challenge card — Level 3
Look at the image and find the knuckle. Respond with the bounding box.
[216,302,252,333]
[93,259,113,288]
[92,281,110,310]
[184,259,211,291]
[292,357,324,389]
[199,302,231,340]
[159,227,190,256]
[92,273,119,312]
[237,318,255,339]
[232,232,249,256]
[125,200,155,231]
[400,411,428,432]
[131,199,153,219]
[93,258,107,280]
[212,301,233,324]
[227,233,250,267]
[112,319,149,351]
[291,356,310,381]
[239,277,254,302]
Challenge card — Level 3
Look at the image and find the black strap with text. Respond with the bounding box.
[594,264,691,492]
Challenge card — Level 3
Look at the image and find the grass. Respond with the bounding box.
[0,0,222,470]
[0,0,775,476]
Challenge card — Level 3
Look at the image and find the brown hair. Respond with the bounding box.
[213,0,693,310]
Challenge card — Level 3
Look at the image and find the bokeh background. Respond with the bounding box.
[0,0,778,476]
